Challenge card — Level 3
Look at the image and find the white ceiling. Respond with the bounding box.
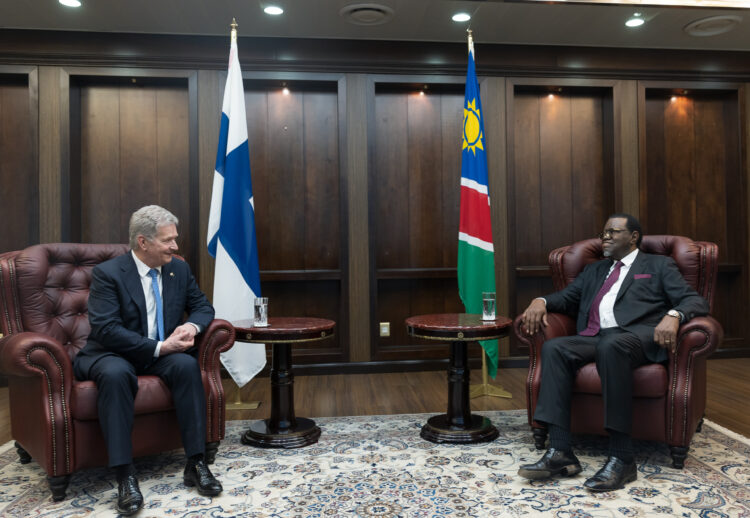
[1,0,749,51]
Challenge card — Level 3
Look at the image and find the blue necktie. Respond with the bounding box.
[148,269,165,341]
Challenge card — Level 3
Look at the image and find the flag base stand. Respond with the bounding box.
[470,351,512,399]
[226,383,261,410]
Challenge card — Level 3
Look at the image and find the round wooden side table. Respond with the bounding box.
[406,313,512,444]
[233,317,335,448]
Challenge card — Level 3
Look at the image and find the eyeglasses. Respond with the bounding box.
[598,228,630,240]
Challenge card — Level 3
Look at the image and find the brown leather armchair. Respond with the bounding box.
[0,243,235,500]
[513,235,722,468]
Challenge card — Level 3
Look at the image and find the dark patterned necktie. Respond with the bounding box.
[580,261,623,336]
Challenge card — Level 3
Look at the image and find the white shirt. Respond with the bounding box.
[598,248,639,329]
[131,251,164,357]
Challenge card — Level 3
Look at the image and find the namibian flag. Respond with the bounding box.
[458,38,498,377]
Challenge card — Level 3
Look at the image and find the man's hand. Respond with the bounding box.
[654,315,680,353]
[521,298,548,336]
[159,325,196,356]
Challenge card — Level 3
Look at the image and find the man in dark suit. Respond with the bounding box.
[74,205,222,516]
[517,213,709,491]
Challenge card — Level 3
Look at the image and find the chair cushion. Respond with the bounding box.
[71,376,174,420]
[573,363,668,398]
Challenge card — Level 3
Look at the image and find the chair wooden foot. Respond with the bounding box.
[48,475,70,501]
[205,441,219,464]
[696,417,704,433]
[670,446,688,469]
[15,442,31,464]
[532,427,548,450]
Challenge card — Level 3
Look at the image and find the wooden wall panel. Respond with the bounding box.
[510,88,614,354]
[247,87,341,271]
[78,82,191,258]
[641,89,745,351]
[0,77,37,252]
[372,86,464,359]
[374,93,409,269]
[242,83,344,361]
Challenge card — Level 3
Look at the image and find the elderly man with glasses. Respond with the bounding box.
[517,213,709,491]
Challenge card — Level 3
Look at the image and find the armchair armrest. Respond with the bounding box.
[666,315,723,446]
[196,318,236,373]
[0,332,74,387]
[0,332,75,476]
[195,318,236,442]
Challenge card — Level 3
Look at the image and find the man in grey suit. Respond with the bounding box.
[517,214,709,491]
[74,205,222,515]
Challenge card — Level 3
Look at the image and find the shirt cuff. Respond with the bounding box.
[187,322,202,334]
[154,341,162,358]
[534,297,547,305]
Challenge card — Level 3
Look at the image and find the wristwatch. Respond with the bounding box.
[667,309,681,321]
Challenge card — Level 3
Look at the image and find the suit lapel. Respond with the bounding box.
[615,251,647,303]
[583,260,614,314]
[121,253,149,337]
[161,260,177,332]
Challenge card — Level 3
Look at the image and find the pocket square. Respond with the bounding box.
[634,273,652,279]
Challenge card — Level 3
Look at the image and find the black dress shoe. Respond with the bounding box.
[184,459,223,496]
[116,475,143,516]
[584,456,637,492]
[518,448,582,480]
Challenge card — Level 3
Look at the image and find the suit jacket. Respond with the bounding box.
[75,252,215,376]
[544,250,709,363]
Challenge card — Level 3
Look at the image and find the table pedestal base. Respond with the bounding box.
[241,417,321,449]
[420,414,499,444]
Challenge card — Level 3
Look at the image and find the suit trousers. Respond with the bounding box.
[533,328,649,435]
[83,351,207,467]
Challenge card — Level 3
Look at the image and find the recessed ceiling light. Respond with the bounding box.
[264,6,284,15]
[59,0,81,6]
[625,13,645,28]
[452,12,471,23]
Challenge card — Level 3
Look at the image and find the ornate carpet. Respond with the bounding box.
[0,410,748,517]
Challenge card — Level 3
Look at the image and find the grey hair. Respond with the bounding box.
[128,205,179,249]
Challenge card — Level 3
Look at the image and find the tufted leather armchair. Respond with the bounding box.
[0,243,235,500]
[513,235,723,468]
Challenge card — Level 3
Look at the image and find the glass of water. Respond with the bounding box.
[254,297,269,327]
[482,292,496,321]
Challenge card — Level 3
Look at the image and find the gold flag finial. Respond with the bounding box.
[231,18,238,42]
[467,29,474,55]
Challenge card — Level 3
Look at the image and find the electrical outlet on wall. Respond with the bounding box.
[379,322,390,337]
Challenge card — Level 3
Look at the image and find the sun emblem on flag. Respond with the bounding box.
[463,98,484,155]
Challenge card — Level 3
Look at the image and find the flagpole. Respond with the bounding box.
[220,17,262,412]
[461,28,511,400]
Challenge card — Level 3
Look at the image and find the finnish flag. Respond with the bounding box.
[207,36,266,387]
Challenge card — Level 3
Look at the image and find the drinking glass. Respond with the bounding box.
[482,292,496,321]
[254,297,269,327]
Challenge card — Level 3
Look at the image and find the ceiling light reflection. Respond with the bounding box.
[264,6,284,15]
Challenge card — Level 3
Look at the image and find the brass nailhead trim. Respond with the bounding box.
[27,346,71,476]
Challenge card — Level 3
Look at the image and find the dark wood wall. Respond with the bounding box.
[1,31,749,372]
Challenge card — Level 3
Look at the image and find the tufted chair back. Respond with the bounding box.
[1,243,129,362]
[0,242,235,501]
[549,235,718,312]
[514,234,723,469]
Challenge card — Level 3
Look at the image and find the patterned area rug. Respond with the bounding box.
[0,410,748,517]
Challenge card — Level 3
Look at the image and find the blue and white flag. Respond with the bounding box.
[207,34,266,387]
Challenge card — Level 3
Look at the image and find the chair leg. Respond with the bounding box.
[48,474,70,501]
[205,441,219,464]
[696,417,704,433]
[670,446,688,469]
[532,427,548,450]
[15,442,31,464]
